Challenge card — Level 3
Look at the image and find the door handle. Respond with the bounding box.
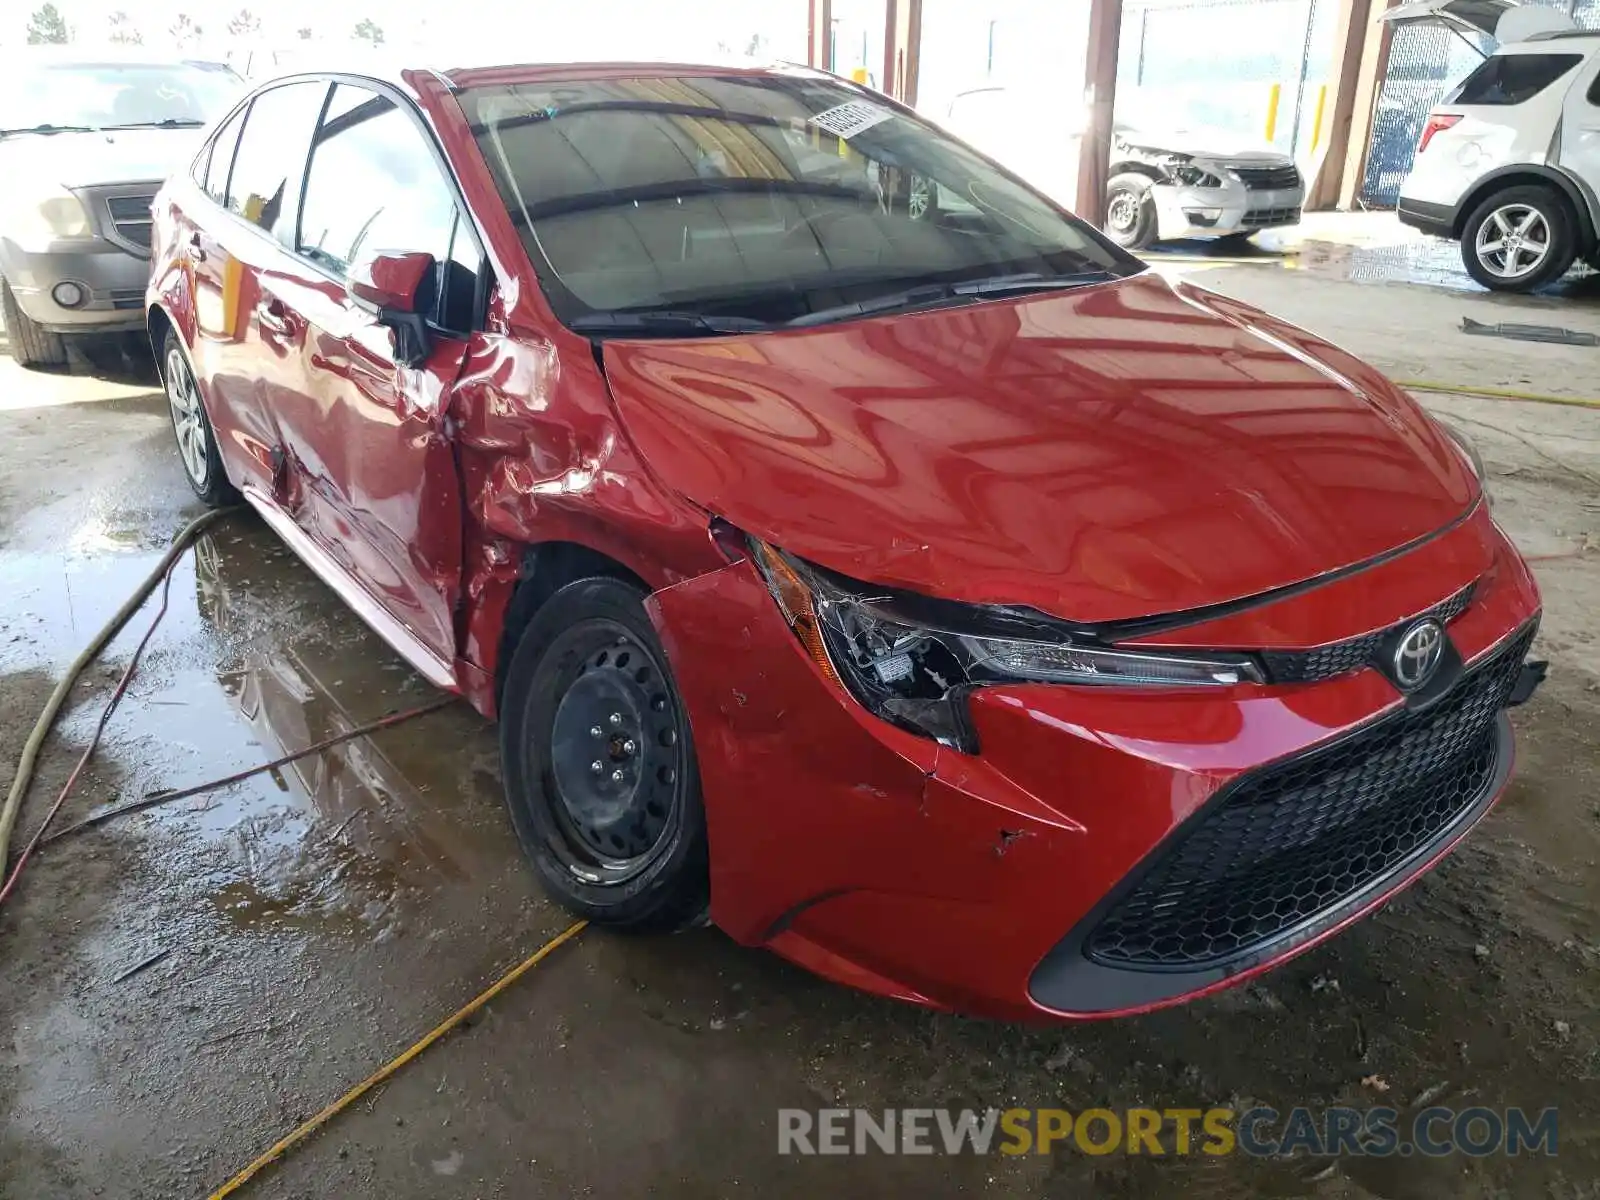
[188,231,206,263]
[256,299,296,338]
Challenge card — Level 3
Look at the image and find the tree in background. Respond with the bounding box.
[107,10,142,45]
[227,9,261,39]
[170,13,202,48]
[26,3,69,44]
[352,18,384,46]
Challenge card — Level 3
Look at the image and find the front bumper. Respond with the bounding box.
[648,507,1541,1021]
[1152,177,1305,241]
[0,236,150,334]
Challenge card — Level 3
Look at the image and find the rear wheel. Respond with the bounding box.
[499,576,709,932]
[1,278,66,369]
[1460,186,1576,292]
[1104,173,1157,250]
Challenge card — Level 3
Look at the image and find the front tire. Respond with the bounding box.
[1104,172,1157,250]
[160,331,238,507]
[1,278,67,369]
[499,576,710,933]
[1460,186,1576,293]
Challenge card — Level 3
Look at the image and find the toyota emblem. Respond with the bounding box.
[1393,619,1445,690]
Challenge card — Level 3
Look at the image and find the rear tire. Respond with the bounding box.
[1,279,67,369]
[1460,186,1576,293]
[1104,172,1158,250]
[499,576,710,933]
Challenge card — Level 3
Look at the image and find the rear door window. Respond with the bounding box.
[225,81,329,247]
[202,106,247,204]
[1448,52,1584,105]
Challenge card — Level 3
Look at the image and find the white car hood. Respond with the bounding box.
[0,127,203,188]
[1117,123,1292,164]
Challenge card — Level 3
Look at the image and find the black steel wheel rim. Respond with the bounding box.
[543,621,685,884]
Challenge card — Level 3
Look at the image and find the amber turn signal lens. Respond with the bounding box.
[750,541,841,686]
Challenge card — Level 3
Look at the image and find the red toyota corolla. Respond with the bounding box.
[148,60,1544,1021]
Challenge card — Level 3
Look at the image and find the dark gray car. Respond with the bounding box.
[0,53,241,367]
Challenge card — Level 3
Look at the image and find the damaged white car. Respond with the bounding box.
[944,86,1305,250]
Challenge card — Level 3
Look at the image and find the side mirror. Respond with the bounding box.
[347,249,435,367]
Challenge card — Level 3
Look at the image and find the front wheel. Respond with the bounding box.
[160,331,238,507]
[1,278,66,369]
[1460,186,1576,293]
[499,577,710,932]
[1104,172,1157,250]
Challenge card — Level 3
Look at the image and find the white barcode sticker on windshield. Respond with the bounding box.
[809,99,893,140]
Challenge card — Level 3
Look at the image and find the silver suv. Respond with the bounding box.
[0,52,241,367]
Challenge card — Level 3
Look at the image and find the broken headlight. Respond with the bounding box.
[749,540,1262,752]
[1163,156,1224,189]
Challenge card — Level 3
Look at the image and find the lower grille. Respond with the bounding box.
[105,194,155,251]
[1086,623,1535,971]
[109,288,144,310]
[1241,206,1301,228]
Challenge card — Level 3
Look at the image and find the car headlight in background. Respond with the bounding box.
[749,539,1261,750]
[1170,163,1224,188]
[1,187,93,247]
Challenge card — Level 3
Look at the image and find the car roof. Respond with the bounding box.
[1501,30,1600,49]
[245,56,826,98]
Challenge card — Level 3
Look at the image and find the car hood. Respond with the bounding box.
[1117,125,1293,164]
[0,127,203,188]
[600,272,1478,625]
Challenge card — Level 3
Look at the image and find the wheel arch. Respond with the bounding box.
[1453,166,1598,252]
[494,540,653,706]
[1108,162,1166,185]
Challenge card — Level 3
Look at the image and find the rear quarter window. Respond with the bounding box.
[1447,53,1584,106]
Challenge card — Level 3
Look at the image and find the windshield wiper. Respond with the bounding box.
[101,119,206,130]
[0,123,99,137]
[785,272,1117,328]
[567,310,771,337]
[950,271,1119,297]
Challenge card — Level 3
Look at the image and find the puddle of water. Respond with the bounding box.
[5,516,507,941]
[1286,238,1600,303]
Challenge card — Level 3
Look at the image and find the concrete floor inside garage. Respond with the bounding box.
[2,221,1599,1199]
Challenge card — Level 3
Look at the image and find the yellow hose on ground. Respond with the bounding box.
[207,919,588,1199]
[1398,380,1600,412]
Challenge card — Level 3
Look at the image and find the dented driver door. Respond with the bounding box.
[261,83,485,676]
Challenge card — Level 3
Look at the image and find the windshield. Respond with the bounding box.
[0,61,242,134]
[456,71,1141,329]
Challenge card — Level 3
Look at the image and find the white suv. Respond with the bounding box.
[1395,0,1600,291]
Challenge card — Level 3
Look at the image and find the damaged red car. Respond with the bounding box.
[148,61,1545,1021]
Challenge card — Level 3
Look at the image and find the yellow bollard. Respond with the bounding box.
[1309,84,1328,153]
[1265,82,1281,144]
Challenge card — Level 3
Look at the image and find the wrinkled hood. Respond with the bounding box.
[600,272,1477,625]
[0,127,202,188]
[1116,124,1292,164]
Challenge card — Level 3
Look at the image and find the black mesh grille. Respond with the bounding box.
[1086,623,1534,971]
[1241,206,1301,228]
[1231,164,1302,191]
[106,194,155,250]
[1260,582,1476,685]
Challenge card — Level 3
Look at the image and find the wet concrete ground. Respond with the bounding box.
[2,244,1599,1198]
